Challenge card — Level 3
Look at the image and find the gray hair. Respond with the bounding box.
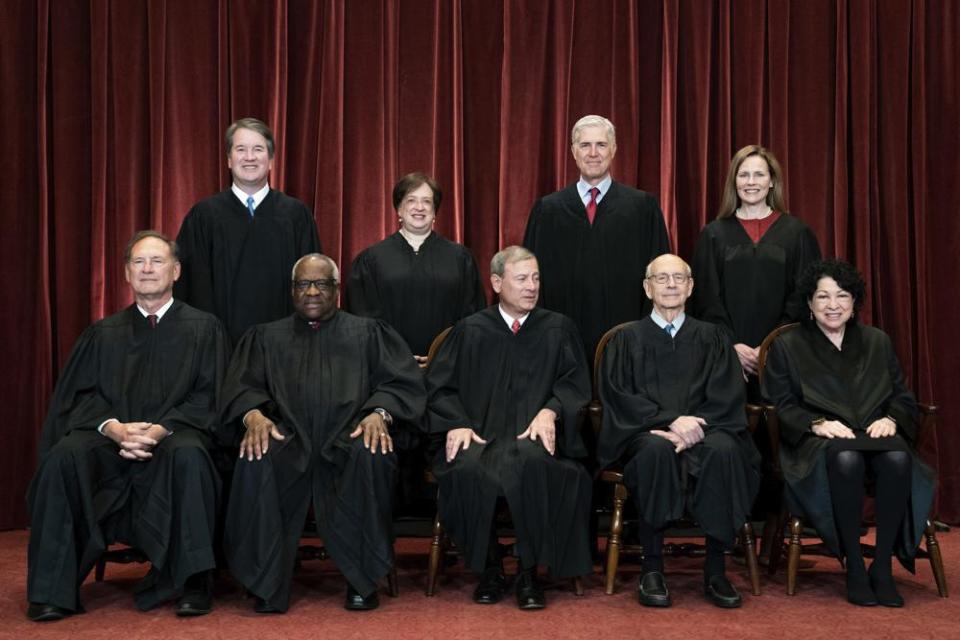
[225,117,276,157]
[571,115,616,145]
[490,246,536,277]
[124,230,179,263]
[645,253,692,278]
[291,253,340,282]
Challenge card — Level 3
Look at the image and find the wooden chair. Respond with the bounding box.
[422,326,585,597]
[591,323,762,596]
[757,322,947,597]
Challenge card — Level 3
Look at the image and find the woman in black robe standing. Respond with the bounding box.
[762,259,935,607]
[348,172,486,514]
[691,145,821,397]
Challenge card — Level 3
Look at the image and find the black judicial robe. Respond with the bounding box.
[174,189,321,345]
[762,322,936,568]
[690,214,821,348]
[220,312,425,609]
[523,181,670,358]
[425,306,593,577]
[26,301,227,612]
[347,231,487,357]
[598,316,760,545]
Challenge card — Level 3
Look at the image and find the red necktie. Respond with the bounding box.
[586,187,599,224]
[147,314,158,329]
[511,319,521,335]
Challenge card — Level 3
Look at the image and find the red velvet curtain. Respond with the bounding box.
[2,0,958,529]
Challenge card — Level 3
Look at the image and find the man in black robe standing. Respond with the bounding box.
[597,254,760,608]
[523,114,670,360]
[26,231,228,621]
[221,254,425,613]
[174,117,321,345]
[426,246,593,610]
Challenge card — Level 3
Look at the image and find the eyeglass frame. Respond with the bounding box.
[292,278,339,292]
[645,272,691,285]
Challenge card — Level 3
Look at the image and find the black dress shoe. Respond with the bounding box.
[27,602,72,622]
[637,571,671,607]
[344,584,380,611]
[869,565,904,607]
[514,569,546,611]
[473,567,506,605]
[253,597,284,614]
[704,574,742,608]
[176,572,213,617]
[846,572,879,607]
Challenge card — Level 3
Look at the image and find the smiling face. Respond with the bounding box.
[642,254,693,316]
[124,236,180,303]
[808,276,854,333]
[397,182,436,234]
[227,127,273,191]
[491,258,540,318]
[735,154,773,208]
[571,125,616,185]
[291,257,339,321]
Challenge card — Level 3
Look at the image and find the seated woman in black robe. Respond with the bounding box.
[348,172,486,515]
[691,145,821,397]
[762,259,935,607]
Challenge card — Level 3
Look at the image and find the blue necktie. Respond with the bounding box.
[664,323,675,338]
[246,196,255,217]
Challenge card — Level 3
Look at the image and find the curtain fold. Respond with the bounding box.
[2,0,958,528]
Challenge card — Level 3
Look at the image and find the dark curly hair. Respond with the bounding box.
[796,258,866,316]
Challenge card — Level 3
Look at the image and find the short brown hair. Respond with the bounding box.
[716,145,788,219]
[124,230,179,262]
[392,172,442,213]
[225,117,275,157]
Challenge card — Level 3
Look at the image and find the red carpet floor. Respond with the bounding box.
[0,529,955,640]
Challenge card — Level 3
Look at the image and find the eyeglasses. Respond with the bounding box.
[646,272,690,284]
[293,279,338,292]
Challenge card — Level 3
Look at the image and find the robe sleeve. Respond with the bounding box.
[345,251,382,319]
[156,319,229,435]
[781,222,822,324]
[694,327,749,434]
[548,319,591,458]
[690,226,736,338]
[172,206,216,314]
[218,326,281,446]
[37,326,113,456]
[761,337,820,447]
[880,333,919,444]
[359,321,426,424]
[460,249,488,317]
[597,329,682,467]
[295,203,322,256]
[424,322,475,434]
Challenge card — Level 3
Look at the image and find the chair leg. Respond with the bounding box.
[387,566,399,597]
[95,557,106,582]
[741,522,761,596]
[925,519,949,597]
[786,517,802,595]
[571,576,584,596]
[604,483,626,595]
[766,508,787,575]
[426,509,444,596]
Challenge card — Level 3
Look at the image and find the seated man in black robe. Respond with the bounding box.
[426,246,593,610]
[221,254,425,613]
[26,231,228,622]
[597,253,760,609]
[174,117,321,345]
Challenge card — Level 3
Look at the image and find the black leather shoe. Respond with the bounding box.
[704,574,742,608]
[344,584,380,611]
[637,571,671,607]
[253,597,284,614]
[176,572,213,617]
[27,602,72,622]
[869,565,904,607]
[473,567,506,604]
[515,569,546,610]
[846,572,879,607]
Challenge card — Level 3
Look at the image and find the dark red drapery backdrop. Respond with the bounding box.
[2,0,958,529]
